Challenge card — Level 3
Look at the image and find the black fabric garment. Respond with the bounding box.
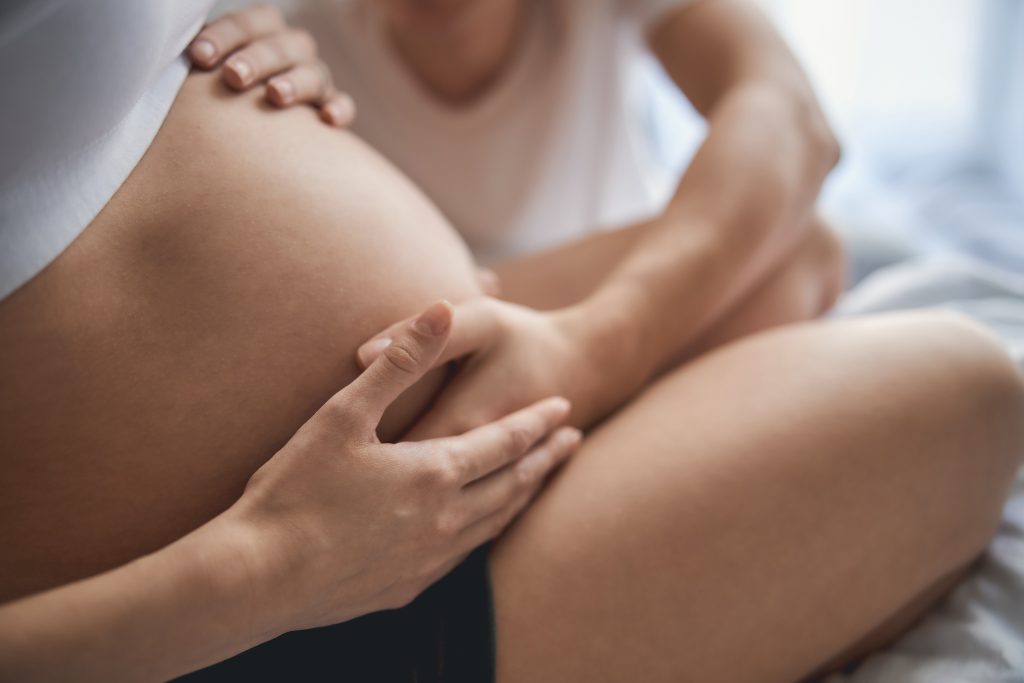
[177,545,495,683]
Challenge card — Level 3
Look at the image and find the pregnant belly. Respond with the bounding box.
[0,72,480,602]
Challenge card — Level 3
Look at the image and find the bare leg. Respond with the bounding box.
[806,564,972,679]
[489,311,1024,683]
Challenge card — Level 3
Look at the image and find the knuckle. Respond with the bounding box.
[224,11,252,37]
[290,28,317,55]
[381,342,422,376]
[413,458,454,490]
[432,457,461,488]
[514,462,536,490]
[263,35,291,65]
[504,424,533,454]
[230,43,260,69]
[434,511,462,538]
[440,448,465,485]
[321,395,357,426]
[254,3,285,24]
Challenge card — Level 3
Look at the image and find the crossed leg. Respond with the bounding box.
[489,311,1024,683]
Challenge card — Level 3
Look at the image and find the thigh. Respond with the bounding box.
[489,311,1024,683]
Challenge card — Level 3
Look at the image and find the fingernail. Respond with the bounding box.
[412,301,453,336]
[358,337,391,366]
[190,39,217,64]
[227,58,252,85]
[269,78,294,104]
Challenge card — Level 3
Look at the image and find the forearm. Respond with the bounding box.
[579,79,838,381]
[0,512,278,682]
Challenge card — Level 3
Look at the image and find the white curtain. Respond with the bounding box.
[983,0,1024,199]
[737,0,1024,270]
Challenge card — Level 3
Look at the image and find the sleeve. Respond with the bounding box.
[617,0,701,29]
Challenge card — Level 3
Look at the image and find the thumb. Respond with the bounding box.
[356,297,503,370]
[330,301,453,432]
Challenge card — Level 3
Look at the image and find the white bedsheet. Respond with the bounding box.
[827,256,1024,682]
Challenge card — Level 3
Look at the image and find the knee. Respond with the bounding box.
[916,310,1024,545]
[923,310,1024,449]
[925,311,1024,416]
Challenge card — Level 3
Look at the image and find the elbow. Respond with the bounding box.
[800,99,841,175]
[743,78,842,178]
[765,77,841,176]
[812,117,841,175]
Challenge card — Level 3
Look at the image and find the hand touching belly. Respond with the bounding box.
[0,72,480,602]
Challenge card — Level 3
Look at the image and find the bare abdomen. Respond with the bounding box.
[0,72,479,601]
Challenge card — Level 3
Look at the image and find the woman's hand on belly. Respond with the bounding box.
[0,68,485,599]
[356,297,633,438]
[0,303,581,682]
[233,302,581,629]
[187,4,355,126]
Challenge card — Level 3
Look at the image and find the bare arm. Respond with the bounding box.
[578,0,839,381]
[0,516,275,682]
[355,0,840,435]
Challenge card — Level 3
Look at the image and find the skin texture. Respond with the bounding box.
[489,311,1024,683]
[0,71,483,602]
[1,2,1022,681]
[0,305,582,681]
[1,67,1021,683]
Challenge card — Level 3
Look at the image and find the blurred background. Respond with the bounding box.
[646,0,1024,279]
[225,0,1024,278]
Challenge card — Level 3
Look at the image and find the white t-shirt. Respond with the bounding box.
[295,0,697,263]
[0,0,213,301]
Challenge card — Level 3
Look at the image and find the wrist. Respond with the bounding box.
[558,290,655,418]
[184,505,295,642]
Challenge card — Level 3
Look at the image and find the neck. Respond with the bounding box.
[386,1,525,105]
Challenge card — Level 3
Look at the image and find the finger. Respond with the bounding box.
[455,493,526,553]
[222,29,318,90]
[454,430,580,549]
[459,426,580,520]
[357,297,502,369]
[267,62,333,107]
[476,268,502,298]
[443,397,571,485]
[187,5,287,69]
[330,301,453,431]
[320,91,357,127]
